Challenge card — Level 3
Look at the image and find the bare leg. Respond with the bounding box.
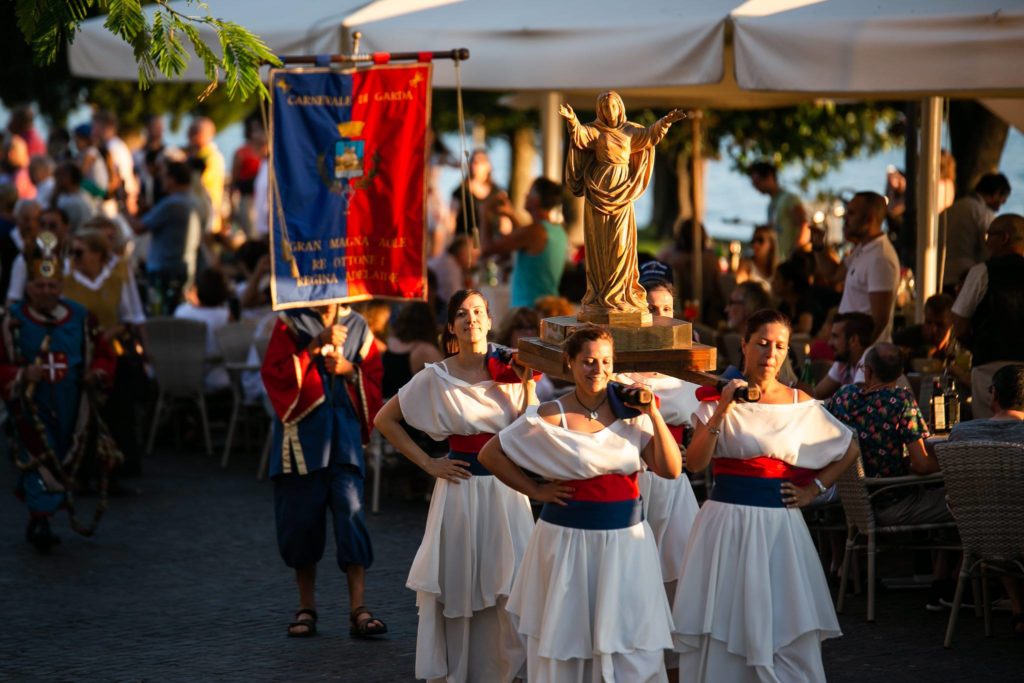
[288,565,317,636]
[346,564,366,612]
[347,564,385,632]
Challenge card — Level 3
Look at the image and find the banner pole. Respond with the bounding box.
[277,48,470,65]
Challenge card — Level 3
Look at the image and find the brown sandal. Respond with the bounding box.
[287,608,318,637]
[349,606,387,638]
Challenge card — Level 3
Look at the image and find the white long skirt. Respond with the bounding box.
[671,501,840,683]
[640,470,698,587]
[408,474,534,682]
[508,518,674,683]
[640,471,698,671]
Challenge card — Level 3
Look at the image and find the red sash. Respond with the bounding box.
[713,456,817,486]
[447,433,494,454]
[568,472,639,502]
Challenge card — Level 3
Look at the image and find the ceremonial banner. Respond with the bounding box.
[268,63,431,309]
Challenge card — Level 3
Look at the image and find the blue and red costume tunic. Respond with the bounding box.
[0,300,115,516]
[261,307,383,570]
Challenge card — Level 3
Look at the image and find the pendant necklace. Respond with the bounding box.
[575,389,608,421]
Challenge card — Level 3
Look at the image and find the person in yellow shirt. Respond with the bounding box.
[187,117,226,235]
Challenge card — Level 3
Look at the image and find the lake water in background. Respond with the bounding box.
[6,105,1021,245]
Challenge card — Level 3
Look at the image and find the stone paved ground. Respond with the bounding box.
[1,442,1022,682]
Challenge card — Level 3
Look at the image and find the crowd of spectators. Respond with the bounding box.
[4,102,1023,630]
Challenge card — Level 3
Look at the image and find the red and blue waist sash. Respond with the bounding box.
[711,456,818,508]
[447,433,495,476]
[540,472,643,530]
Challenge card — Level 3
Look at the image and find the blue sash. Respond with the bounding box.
[710,474,786,508]
[448,450,492,476]
[540,498,644,530]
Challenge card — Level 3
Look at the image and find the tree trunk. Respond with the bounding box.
[508,127,536,218]
[949,100,1009,198]
[652,146,691,238]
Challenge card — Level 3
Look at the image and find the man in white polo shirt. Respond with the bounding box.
[818,191,900,344]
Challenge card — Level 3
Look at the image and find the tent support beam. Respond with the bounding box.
[915,96,942,323]
[691,112,705,310]
[540,91,563,182]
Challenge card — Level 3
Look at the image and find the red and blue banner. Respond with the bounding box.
[268,64,431,309]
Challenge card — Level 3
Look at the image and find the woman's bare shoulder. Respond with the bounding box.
[536,400,562,425]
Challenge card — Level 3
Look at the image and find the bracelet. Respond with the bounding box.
[707,425,721,436]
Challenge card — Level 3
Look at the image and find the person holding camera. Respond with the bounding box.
[479,325,681,681]
[671,309,859,682]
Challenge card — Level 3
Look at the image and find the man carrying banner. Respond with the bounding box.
[261,303,385,638]
[1,232,116,552]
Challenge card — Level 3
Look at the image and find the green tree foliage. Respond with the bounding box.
[13,0,279,102]
[707,102,903,192]
[86,80,257,132]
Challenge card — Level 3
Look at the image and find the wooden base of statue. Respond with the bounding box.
[577,307,652,326]
[517,315,718,384]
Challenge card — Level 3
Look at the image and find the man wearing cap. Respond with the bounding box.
[0,232,115,551]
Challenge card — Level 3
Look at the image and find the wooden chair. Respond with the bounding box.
[835,457,959,622]
[935,440,1024,647]
[144,317,212,457]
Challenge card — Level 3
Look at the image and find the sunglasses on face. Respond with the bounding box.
[70,248,86,258]
[752,237,767,244]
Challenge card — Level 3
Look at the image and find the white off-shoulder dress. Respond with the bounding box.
[398,362,535,683]
[672,396,853,683]
[499,402,675,683]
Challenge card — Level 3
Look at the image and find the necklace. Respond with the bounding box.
[574,389,608,421]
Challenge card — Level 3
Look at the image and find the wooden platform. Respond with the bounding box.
[518,336,718,384]
[541,315,693,352]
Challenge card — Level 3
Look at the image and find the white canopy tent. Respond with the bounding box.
[732,0,1024,95]
[349,0,1024,316]
[69,0,1024,315]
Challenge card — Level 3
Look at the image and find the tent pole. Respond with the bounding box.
[915,97,942,324]
[691,112,705,313]
[540,91,563,182]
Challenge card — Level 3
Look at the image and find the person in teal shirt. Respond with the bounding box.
[484,177,568,308]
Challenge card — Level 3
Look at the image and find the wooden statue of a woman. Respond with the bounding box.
[561,92,686,324]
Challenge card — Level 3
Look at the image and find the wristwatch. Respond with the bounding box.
[813,478,827,495]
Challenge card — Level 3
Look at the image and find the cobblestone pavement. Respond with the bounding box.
[2,444,1022,682]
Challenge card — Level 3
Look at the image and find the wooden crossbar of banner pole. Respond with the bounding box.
[277,48,469,65]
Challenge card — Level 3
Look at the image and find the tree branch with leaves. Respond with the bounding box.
[14,0,280,101]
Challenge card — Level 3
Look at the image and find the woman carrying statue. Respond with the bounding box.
[480,325,681,681]
[671,309,859,682]
[616,268,701,683]
[560,92,685,322]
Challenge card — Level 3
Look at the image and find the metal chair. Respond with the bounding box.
[144,317,212,457]
[935,440,1024,647]
[215,320,259,467]
[835,457,959,622]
